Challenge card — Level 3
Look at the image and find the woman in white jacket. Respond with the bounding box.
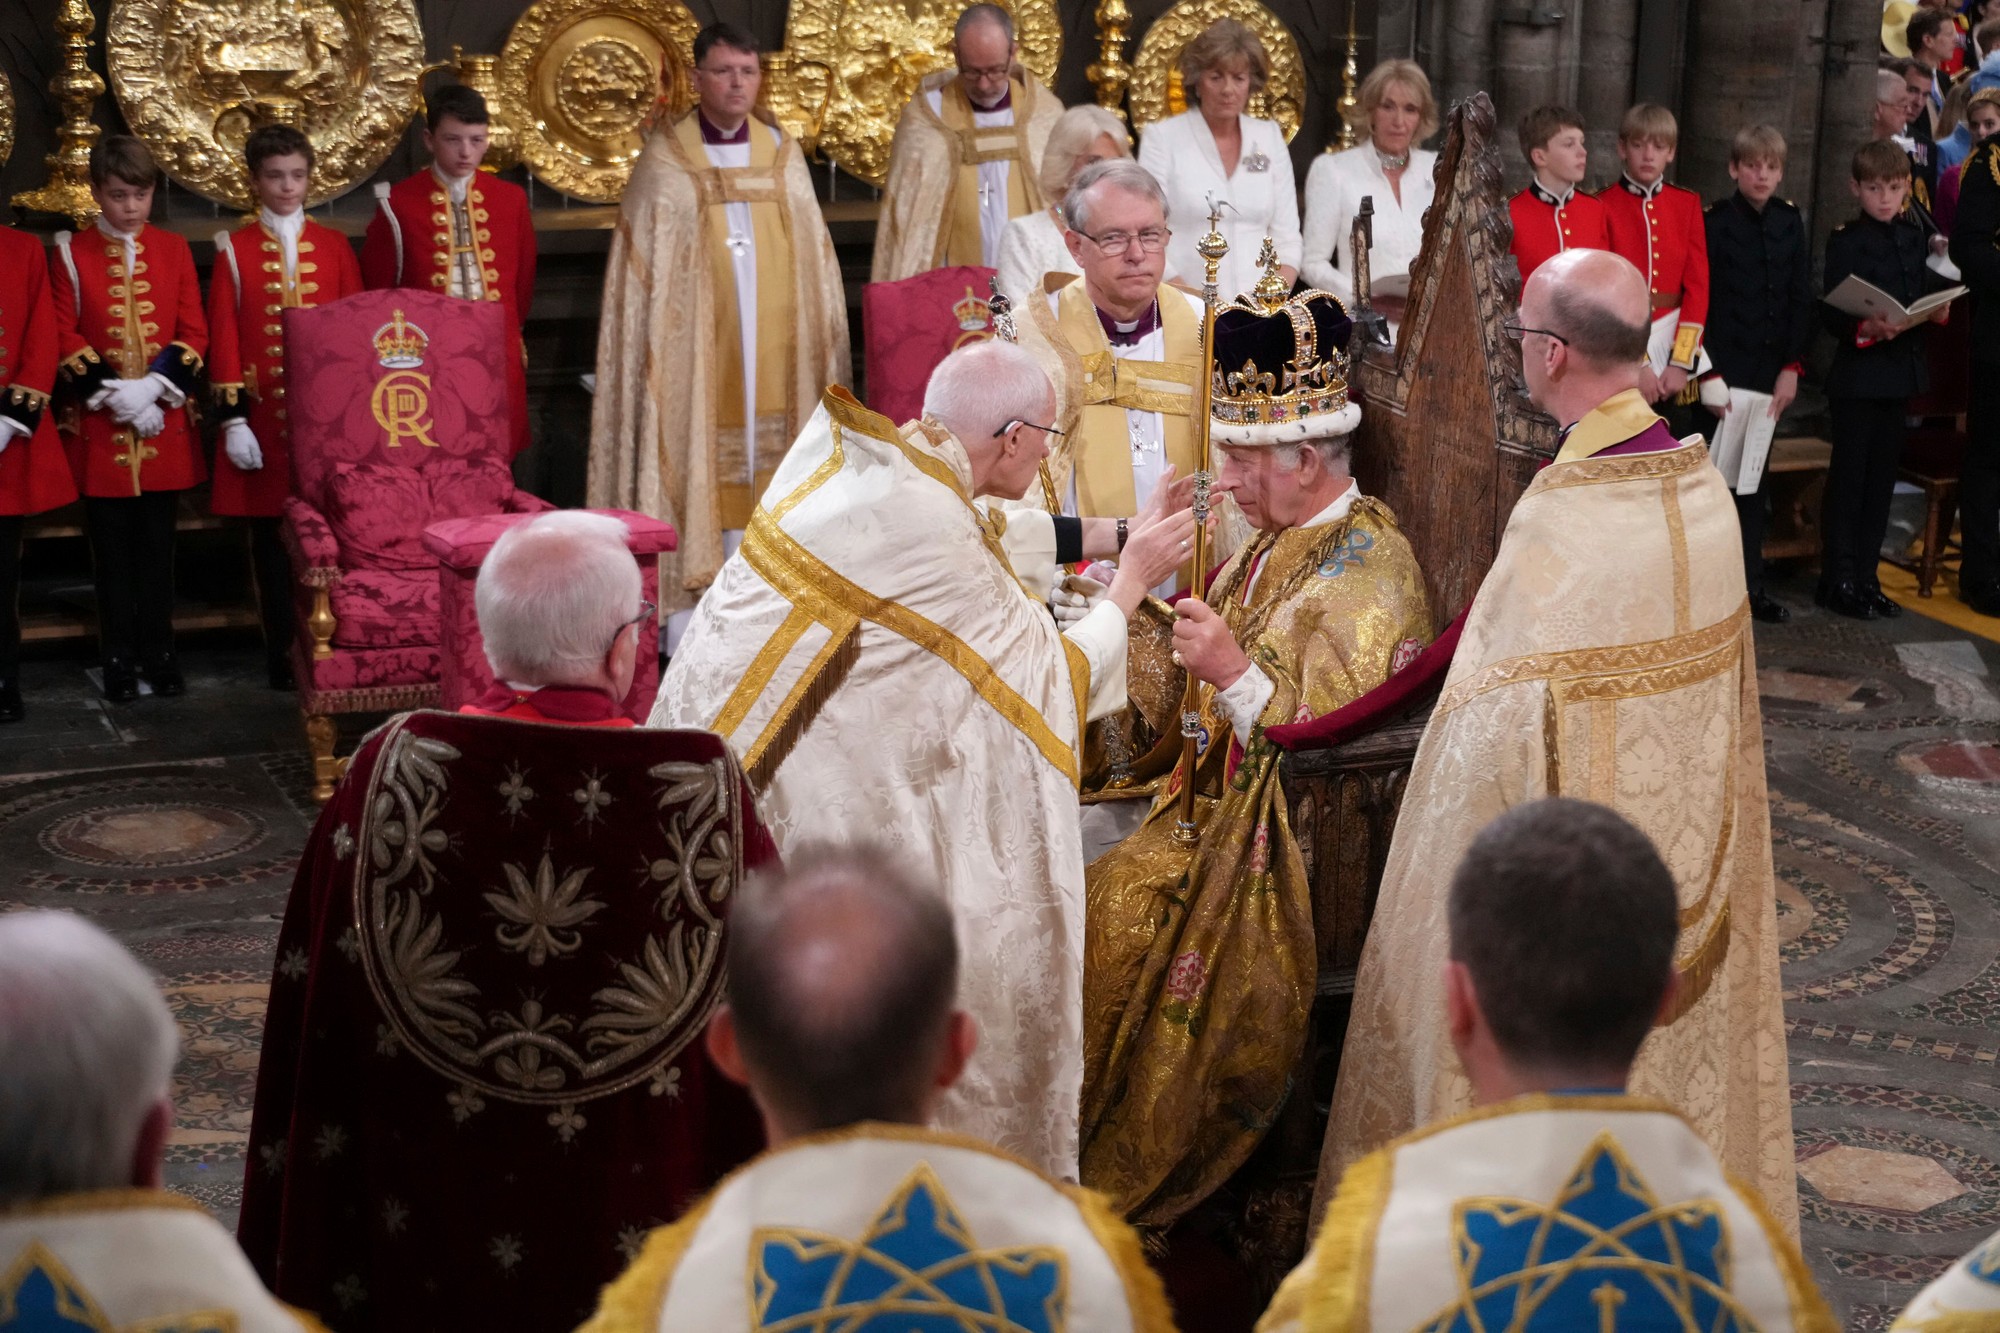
[993,104,1131,306]
[1137,18,1300,302]
[1301,59,1438,326]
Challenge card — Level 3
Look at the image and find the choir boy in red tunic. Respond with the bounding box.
[1507,105,1609,280]
[50,136,207,703]
[208,124,364,689]
[362,85,537,457]
[0,225,81,723]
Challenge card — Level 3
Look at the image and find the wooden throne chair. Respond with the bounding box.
[280,290,554,801]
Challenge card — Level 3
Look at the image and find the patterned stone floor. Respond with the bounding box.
[1,570,1997,1327]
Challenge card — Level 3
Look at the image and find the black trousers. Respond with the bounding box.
[0,513,21,678]
[85,491,180,666]
[1694,406,1771,596]
[1821,398,1907,590]
[1964,360,2000,594]
[247,516,293,669]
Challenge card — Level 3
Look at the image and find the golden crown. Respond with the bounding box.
[373,310,429,370]
[953,286,991,334]
[1207,241,1357,443]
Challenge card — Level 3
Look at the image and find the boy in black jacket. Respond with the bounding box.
[1817,139,1951,620]
[1701,125,1814,623]
[1947,113,2000,617]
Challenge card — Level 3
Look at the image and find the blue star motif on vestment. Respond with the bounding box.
[1968,1230,2000,1285]
[750,1164,1068,1332]
[0,1245,111,1332]
[1419,1133,1756,1332]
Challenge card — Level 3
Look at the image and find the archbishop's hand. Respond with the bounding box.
[1172,597,1249,690]
[1103,503,1198,618]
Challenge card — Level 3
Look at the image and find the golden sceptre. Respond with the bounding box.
[1173,198,1230,847]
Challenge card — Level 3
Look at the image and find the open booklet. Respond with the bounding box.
[1823,273,1967,332]
[1708,388,1779,495]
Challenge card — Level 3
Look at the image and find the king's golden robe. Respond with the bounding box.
[589,110,849,613]
[1322,439,1800,1237]
[1082,496,1432,1227]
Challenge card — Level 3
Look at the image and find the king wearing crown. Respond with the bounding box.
[1077,247,1433,1231]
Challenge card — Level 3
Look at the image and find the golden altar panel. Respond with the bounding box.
[1129,0,1303,142]
[500,0,700,204]
[0,66,14,169]
[105,0,425,209]
[778,0,1061,188]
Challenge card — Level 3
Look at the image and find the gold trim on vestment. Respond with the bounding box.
[767,398,854,523]
[742,615,859,774]
[1530,438,1711,492]
[1302,1142,1393,1332]
[1891,1312,2000,1333]
[712,604,815,739]
[1439,603,1747,714]
[1729,1167,1842,1333]
[1663,898,1730,1025]
[0,1189,209,1219]
[1550,387,1665,463]
[740,512,1080,786]
[574,1197,717,1333]
[1661,475,1692,635]
[821,383,900,441]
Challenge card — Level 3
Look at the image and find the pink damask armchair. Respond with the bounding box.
[281,289,551,800]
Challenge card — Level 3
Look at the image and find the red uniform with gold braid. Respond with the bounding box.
[1597,176,1710,371]
[208,217,364,515]
[49,223,207,497]
[361,170,536,457]
[0,227,77,518]
[1507,180,1610,279]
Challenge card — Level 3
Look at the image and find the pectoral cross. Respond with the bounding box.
[112,426,158,498]
[725,231,751,259]
[1592,1281,1626,1333]
[979,176,995,209]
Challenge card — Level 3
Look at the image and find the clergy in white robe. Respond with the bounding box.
[871,4,1063,283]
[1893,1229,2000,1329]
[1300,59,1440,313]
[588,24,849,645]
[650,342,1197,1177]
[993,103,1131,306]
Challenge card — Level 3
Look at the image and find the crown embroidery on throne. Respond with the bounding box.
[1419,1133,1753,1333]
[373,310,430,370]
[750,1163,1068,1331]
[952,286,995,349]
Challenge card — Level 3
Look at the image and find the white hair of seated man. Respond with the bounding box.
[1271,435,1352,476]
[476,510,642,687]
[0,911,180,1206]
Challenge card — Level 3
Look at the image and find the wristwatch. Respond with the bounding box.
[1116,518,1129,551]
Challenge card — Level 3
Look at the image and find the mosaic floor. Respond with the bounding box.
[2,573,1998,1328]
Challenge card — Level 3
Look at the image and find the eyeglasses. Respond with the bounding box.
[1076,227,1172,257]
[608,599,655,653]
[1502,321,1569,346]
[958,61,1012,81]
[994,420,1067,439]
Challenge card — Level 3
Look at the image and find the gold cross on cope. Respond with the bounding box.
[111,424,158,496]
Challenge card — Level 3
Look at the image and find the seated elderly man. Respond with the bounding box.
[1079,259,1434,1230]
[1260,800,1832,1332]
[0,911,318,1330]
[653,342,1196,1180]
[460,509,647,725]
[579,843,1176,1332]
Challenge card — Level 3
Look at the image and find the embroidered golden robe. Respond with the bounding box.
[871,69,1061,283]
[589,110,849,613]
[1322,438,1800,1237]
[1080,496,1432,1226]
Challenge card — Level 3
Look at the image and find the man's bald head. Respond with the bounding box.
[721,843,960,1133]
[1524,249,1651,370]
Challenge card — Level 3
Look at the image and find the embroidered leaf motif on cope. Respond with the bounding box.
[1422,1133,1751,1333]
[749,1165,1068,1332]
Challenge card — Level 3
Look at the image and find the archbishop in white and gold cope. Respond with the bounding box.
[588,22,849,647]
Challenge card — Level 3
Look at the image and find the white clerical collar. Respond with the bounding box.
[1298,479,1359,529]
[432,165,473,203]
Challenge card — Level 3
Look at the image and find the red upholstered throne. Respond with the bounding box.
[280,289,551,801]
[862,264,998,425]
[239,713,774,1332]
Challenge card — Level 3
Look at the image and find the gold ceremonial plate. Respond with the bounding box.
[778,0,1061,188]
[106,0,424,209]
[1130,0,1303,142]
[500,0,700,204]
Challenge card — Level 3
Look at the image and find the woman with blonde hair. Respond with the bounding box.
[993,103,1130,304]
[1136,17,1301,300]
[1301,58,1439,326]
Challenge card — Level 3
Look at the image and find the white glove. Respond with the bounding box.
[223,420,264,471]
[102,376,163,424]
[148,370,186,409]
[0,418,25,457]
[1052,573,1109,629]
[130,402,166,439]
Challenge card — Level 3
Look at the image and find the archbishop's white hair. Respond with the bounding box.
[921,340,1054,445]
[0,911,179,1205]
[475,510,641,687]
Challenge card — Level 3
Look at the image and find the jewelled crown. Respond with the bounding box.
[1209,240,1359,446]
[373,310,429,370]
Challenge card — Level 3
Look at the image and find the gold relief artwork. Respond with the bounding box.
[500,0,700,204]
[1130,0,1304,142]
[106,0,424,209]
[778,0,1061,187]
[0,65,13,168]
